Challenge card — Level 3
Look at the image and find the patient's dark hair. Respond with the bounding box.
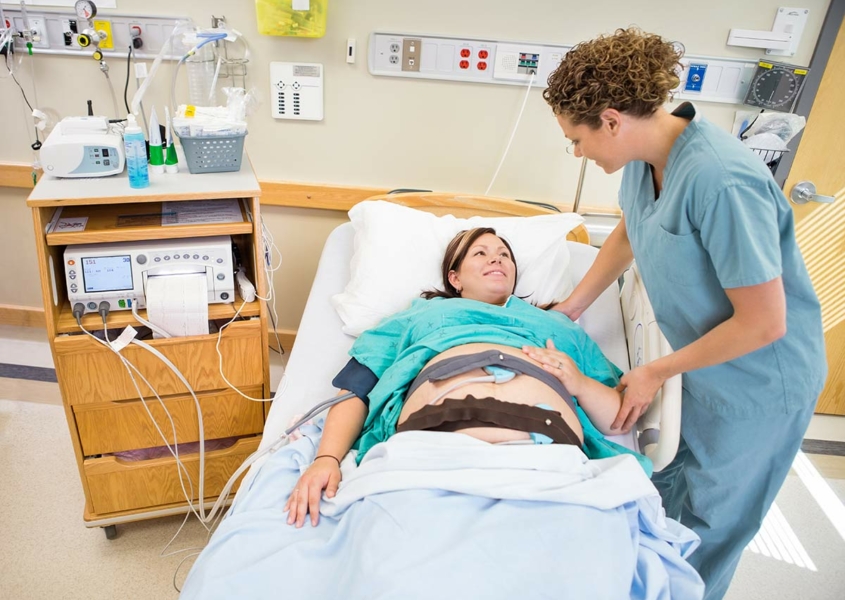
[421,227,518,300]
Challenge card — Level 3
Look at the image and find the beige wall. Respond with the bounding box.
[0,0,830,329]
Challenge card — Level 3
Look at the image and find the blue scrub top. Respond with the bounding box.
[619,103,826,418]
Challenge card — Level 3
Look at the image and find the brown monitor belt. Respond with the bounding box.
[396,394,582,447]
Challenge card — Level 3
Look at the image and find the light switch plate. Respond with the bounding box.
[767,7,809,56]
[270,62,324,121]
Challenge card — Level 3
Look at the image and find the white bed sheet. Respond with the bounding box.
[249,222,634,473]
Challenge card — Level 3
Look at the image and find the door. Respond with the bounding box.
[784,15,845,415]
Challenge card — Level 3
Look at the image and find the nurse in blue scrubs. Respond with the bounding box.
[543,28,827,600]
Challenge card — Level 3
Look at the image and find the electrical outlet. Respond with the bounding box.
[93,19,113,50]
[401,38,421,72]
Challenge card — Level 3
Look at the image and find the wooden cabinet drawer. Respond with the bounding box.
[54,320,264,405]
[74,385,266,456]
[83,436,260,515]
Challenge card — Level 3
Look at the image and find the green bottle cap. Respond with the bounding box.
[149,143,164,166]
[165,143,178,166]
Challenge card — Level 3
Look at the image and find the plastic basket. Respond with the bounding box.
[177,132,246,174]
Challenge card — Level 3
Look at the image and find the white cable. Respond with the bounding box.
[427,375,495,405]
[130,337,210,519]
[484,71,536,196]
[208,56,222,103]
[132,302,173,338]
[215,300,275,402]
[79,319,208,527]
[102,66,121,119]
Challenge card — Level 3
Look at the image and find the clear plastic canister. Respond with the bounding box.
[185,42,217,106]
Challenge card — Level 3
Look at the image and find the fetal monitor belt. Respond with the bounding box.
[396,395,583,447]
[405,350,577,414]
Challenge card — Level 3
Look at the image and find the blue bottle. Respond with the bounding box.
[123,114,149,189]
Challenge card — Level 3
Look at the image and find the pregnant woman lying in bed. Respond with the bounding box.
[286,226,645,527]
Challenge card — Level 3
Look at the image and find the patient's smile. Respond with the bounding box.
[448,233,516,305]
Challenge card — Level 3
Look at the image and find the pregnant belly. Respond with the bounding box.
[399,343,584,444]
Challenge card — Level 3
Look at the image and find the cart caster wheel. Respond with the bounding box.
[103,525,117,540]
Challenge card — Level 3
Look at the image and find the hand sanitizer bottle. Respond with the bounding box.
[123,114,149,189]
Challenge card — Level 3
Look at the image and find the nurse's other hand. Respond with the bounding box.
[550,297,585,322]
[611,365,664,433]
[284,456,341,528]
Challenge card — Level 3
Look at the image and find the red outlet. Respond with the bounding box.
[477,61,488,71]
[459,59,470,69]
[478,50,489,59]
[460,48,471,58]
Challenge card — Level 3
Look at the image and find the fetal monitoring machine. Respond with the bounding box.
[64,236,235,314]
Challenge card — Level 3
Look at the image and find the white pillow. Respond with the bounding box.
[332,200,585,336]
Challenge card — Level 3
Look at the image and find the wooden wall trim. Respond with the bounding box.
[0,304,47,328]
[1,162,621,215]
[260,181,391,211]
[0,164,40,189]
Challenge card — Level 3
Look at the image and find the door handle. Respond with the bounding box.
[790,181,835,205]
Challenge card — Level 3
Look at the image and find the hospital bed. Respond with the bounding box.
[179,194,701,599]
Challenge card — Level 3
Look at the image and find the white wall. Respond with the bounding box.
[0,0,831,329]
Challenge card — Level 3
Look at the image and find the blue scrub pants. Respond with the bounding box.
[651,394,816,600]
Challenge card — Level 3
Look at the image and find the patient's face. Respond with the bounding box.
[448,233,516,305]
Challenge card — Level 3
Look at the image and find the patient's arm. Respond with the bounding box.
[285,392,366,528]
[522,341,622,436]
[316,392,368,463]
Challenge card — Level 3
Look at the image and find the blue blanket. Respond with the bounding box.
[180,424,703,600]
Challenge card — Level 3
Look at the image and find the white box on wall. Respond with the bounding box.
[270,62,324,121]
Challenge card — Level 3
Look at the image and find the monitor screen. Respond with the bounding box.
[82,255,133,292]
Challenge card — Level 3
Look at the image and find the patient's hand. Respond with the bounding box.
[521,340,588,396]
[284,456,341,528]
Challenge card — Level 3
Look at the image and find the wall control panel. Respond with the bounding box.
[270,62,324,121]
[2,8,189,59]
[369,32,565,88]
[369,32,760,106]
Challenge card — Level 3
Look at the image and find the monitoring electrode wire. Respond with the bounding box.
[95,320,243,529]
[95,316,255,577]
[91,316,230,588]
[258,217,284,354]
[98,316,222,551]
[82,310,356,553]
[215,217,286,399]
[131,301,173,338]
[76,316,209,527]
[484,71,536,196]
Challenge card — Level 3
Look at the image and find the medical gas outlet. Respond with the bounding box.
[369,32,758,104]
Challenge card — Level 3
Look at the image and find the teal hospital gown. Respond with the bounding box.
[347,295,652,474]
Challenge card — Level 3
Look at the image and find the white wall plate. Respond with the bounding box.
[270,62,324,121]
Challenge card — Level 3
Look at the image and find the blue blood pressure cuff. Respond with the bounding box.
[332,358,378,407]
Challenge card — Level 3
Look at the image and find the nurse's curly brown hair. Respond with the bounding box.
[543,28,682,128]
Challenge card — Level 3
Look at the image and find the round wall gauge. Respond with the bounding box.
[75,1,97,20]
[743,60,808,113]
